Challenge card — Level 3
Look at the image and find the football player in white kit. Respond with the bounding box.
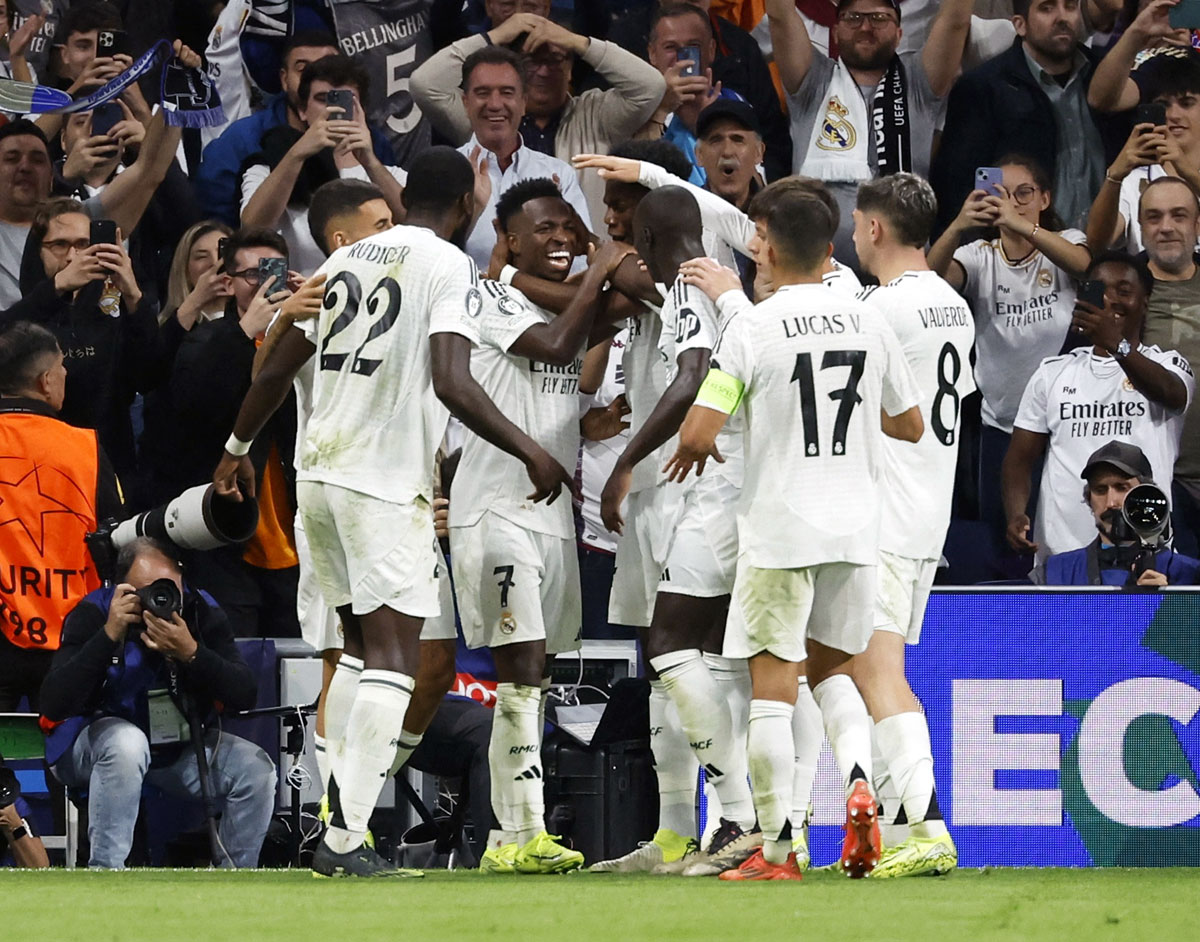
[666,189,924,881]
[847,174,976,877]
[450,178,631,875]
[600,185,761,877]
[214,148,574,878]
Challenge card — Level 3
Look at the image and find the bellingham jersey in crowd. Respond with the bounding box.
[952,231,1086,433]
[296,225,480,503]
[450,281,582,539]
[622,299,668,494]
[1015,344,1195,555]
[658,274,744,487]
[860,271,976,561]
[709,284,921,569]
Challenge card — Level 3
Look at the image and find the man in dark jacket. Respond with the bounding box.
[41,536,276,869]
[932,0,1127,233]
[0,197,160,500]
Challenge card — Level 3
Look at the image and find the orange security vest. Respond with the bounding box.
[0,412,102,650]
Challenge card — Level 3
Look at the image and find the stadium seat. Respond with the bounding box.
[0,712,79,869]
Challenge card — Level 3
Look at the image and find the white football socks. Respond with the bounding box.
[747,699,794,864]
[313,734,330,795]
[651,649,755,829]
[874,711,947,839]
[488,682,544,848]
[326,668,414,853]
[812,673,873,798]
[322,654,362,795]
[791,676,824,832]
[872,720,908,846]
[649,679,698,839]
[387,728,424,777]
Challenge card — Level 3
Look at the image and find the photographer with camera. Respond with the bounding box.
[1033,441,1200,587]
[40,536,275,870]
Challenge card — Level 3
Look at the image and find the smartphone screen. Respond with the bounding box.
[89,219,118,246]
[324,89,354,120]
[975,167,1004,198]
[1078,280,1106,309]
[257,256,288,293]
[678,45,701,78]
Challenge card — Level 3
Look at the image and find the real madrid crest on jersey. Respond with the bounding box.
[466,286,482,318]
[1123,376,1136,392]
[818,96,856,152]
[1037,269,1052,288]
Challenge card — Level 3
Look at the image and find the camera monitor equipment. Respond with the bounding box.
[1122,482,1171,546]
[86,483,259,583]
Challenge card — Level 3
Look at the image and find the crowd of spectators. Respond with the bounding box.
[3,0,1200,867]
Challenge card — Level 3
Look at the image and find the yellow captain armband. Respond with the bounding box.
[695,368,744,415]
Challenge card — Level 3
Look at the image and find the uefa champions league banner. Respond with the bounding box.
[805,589,1200,867]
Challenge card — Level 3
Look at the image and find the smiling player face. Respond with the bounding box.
[508,195,579,281]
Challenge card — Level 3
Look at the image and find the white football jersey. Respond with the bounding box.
[658,274,744,487]
[860,271,976,561]
[824,261,863,296]
[579,330,630,553]
[297,225,480,503]
[622,299,669,494]
[1014,344,1195,556]
[953,231,1085,432]
[450,281,583,539]
[711,283,921,569]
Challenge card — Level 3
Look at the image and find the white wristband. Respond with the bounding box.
[499,264,518,285]
[225,434,253,457]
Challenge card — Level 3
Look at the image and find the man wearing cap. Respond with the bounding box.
[1033,440,1200,586]
[695,100,765,214]
[765,0,973,269]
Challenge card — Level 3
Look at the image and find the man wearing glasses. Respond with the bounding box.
[766,0,973,274]
[411,12,664,232]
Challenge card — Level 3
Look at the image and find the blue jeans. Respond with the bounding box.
[52,716,276,869]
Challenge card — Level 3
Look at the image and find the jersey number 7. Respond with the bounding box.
[791,349,865,457]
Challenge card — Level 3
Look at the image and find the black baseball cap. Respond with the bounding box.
[696,99,762,139]
[1080,441,1154,482]
[836,0,902,21]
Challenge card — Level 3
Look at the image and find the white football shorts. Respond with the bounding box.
[873,550,937,645]
[608,483,682,628]
[294,515,342,652]
[450,510,581,654]
[724,558,876,662]
[659,473,739,598]
[296,482,440,619]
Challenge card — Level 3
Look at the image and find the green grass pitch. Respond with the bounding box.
[3,868,1199,941]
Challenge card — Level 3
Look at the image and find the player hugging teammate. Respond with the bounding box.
[217,144,974,880]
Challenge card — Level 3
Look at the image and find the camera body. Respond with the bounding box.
[135,578,183,621]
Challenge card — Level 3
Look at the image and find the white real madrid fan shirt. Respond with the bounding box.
[1014,344,1195,555]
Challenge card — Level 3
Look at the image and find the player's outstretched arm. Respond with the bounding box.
[600,347,710,533]
[663,404,728,483]
[881,405,924,443]
[213,327,316,500]
[431,332,572,504]
[1001,427,1048,554]
[508,242,630,365]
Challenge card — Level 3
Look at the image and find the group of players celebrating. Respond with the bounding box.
[212,139,974,882]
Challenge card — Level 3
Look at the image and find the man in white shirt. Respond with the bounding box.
[1003,251,1195,560]
[240,55,407,275]
[666,187,923,881]
[848,173,974,878]
[213,147,573,878]
[449,179,627,875]
[454,45,591,272]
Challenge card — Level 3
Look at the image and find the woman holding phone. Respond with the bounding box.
[928,154,1092,567]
